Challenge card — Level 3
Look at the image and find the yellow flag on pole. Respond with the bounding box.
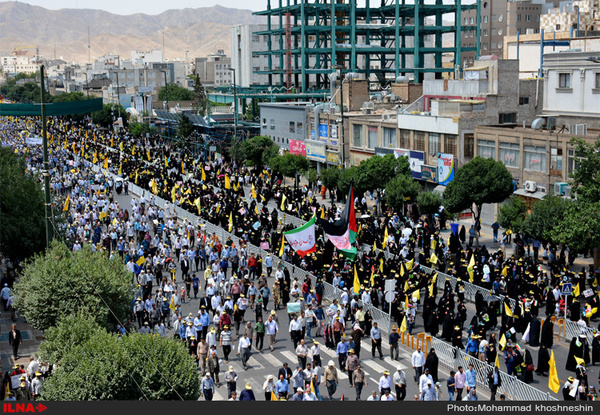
[136,256,145,266]
[201,168,206,181]
[280,194,287,211]
[495,351,500,369]
[548,350,560,393]
[373,240,378,252]
[279,236,285,257]
[382,227,389,250]
[504,302,513,318]
[400,315,407,334]
[467,254,475,282]
[63,196,70,211]
[169,296,176,312]
[147,150,151,161]
[225,175,231,189]
[405,258,414,271]
[400,262,405,277]
[271,391,278,401]
[430,251,438,265]
[353,265,361,295]
[119,142,124,152]
[181,161,185,174]
[251,184,257,199]
[118,164,122,176]
[228,212,233,232]
[499,333,507,350]
[572,283,580,297]
[379,258,384,273]
[194,197,201,214]
[431,238,437,252]
[320,205,325,219]
[93,152,98,164]
[104,158,109,169]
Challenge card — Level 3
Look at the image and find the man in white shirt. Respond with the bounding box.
[418,367,434,394]
[237,332,252,370]
[411,345,425,382]
[378,370,392,396]
[366,391,380,401]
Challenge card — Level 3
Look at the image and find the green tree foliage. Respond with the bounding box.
[568,138,600,203]
[190,73,207,116]
[498,195,528,234]
[226,137,245,163]
[0,147,46,262]
[268,154,309,187]
[176,113,194,140]
[37,313,104,365]
[13,242,132,331]
[384,174,421,211]
[91,104,128,128]
[443,156,514,227]
[552,201,600,252]
[51,91,87,102]
[523,195,570,243]
[0,75,90,104]
[337,167,359,198]
[242,136,279,167]
[321,167,340,193]
[40,329,200,400]
[129,122,157,138]
[417,191,442,219]
[306,168,318,185]
[158,83,194,102]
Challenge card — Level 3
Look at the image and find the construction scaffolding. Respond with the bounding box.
[254,0,481,93]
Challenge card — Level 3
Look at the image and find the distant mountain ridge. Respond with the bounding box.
[0,2,265,63]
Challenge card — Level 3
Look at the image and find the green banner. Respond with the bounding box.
[0,98,103,117]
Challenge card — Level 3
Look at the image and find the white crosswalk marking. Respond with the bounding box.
[320,347,337,357]
[281,350,299,364]
[247,355,265,370]
[263,352,285,367]
[360,358,389,375]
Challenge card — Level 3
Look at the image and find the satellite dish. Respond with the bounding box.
[531,118,545,130]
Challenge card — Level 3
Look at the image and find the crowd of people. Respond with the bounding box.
[2,114,600,401]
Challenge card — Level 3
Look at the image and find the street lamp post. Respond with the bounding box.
[113,71,121,119]
[83,72,89,99]
[161,70,169,112]
[228,67,238,139]
[335,65,346,168]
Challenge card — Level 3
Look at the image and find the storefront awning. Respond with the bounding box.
[513,188,547,200]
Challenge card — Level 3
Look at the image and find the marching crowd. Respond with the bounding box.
[1,114,600,401]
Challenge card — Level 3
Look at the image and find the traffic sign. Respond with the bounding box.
[385,280,396,292]
[561,283,572,296]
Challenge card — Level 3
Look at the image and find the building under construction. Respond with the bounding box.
[254,0,481,93]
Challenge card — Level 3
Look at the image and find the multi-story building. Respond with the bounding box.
[231,24,276,88]
[540,0,599,33]
[130,49,164,65]
[194,51,232,89]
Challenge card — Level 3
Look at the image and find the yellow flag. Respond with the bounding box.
[572,283,580,297]
[194,197,201,214]
[271,391,278,401]
[353,266,361,295]
[574,356,585,366]
[228,212,233,232]
[164,156,169,167]
[320,205,325,219]
[280,194,287,211]
[110,137,114,148]
[370,270,375,287]
[467,254,475,282]
[311,379,316,396]
[135,170,139,185]
[502,265,508,277]
[504,302,513,318]
[201,168,206,181]
[255,204,259,215]
[93,152,98,164]
[104,158,109,169]
[72,143,76,153]
[225,175,231,189]
[152,178,158,194]
[430,251,438,265]
[62,196,70,212]
[136,256,145,266]
[405,258,414,271]
[429,282,435,297]
[431,238,437,252]
[181,161,185,174]
[499,333,507,350]
[381,227,388,250]
[279,237,285,257]
[403,280,409,292]
[495,351,500,369]
[147,150,151,161]
[119,142,124,152]
[373,240,378,251]
[169,296,176,312]
[118,164,122,176]
[400,262,405,277]
[131,145,136,156]
[548,350,560,393]
[251,184,257,199]
[400,315,407,334]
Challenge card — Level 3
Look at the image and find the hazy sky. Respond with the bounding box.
[3,0,474,15]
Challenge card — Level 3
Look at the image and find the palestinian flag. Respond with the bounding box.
[284,215,317,257]
[318,186,358,260]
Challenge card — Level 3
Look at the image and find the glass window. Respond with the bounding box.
[367,126,378,149]
[428,133,439,156]
[551,148,563,176]
[383,128,397,148]
[483,16,488,23]
[477,139,496,159]
[445,135,458,157]
[414,132,425,152]
[595,73,600,89]
[399,129,410,149]
[559,73,571,88]
[483,29,488,36]
[464,134,475,159]
[499,142,520,168]
[524,145,547,172]
[353,124,363,147]
[568,149,583,175]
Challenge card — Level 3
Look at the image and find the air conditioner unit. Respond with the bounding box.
[537,186,547,194]
[524,181,537,193]
[554,182,569,196]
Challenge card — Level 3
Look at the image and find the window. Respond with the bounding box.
[445,135,457,157]
[550,148,563,176]
[270,119,275,130]
[367,126,378,149]
[491,28,497,36]
[558,73,571,88]
[353,124,363,147]
[499,142,520,168]
[556,24,561,31]
[491,14,497,22]
[252,66,260,72]
[519,97,530,105]
[252,35,260,42]
[483,29,488,36]
[524,145,547,172]
[470,17,474,24]
[595,73,600,89]
[517,14,521,22]
[477,139,495,159]
[428,133,439,156]
[526,14,531,22]
[383,128,397,148]
[464,17,469,25]
[483,16,488,23]
[483,43,488,50]
[499,112,517,124]
[414,132,425,152]
[399,129,410,148]
[568,149,584,175]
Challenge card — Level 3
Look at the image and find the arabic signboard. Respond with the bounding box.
[409,150,425,180]
[289,139,306,156]
[305,140,326,162]
[421,165,437,183]
[438,153,455,185]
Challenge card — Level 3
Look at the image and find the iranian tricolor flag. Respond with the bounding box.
[284,215,317,257]
[318,185,358,260]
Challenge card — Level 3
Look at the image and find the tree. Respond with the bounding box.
[158,83,194,102]
[226,137,245,163]
[190,72,207,116]
[242,136,279,168]
[498,195,528,234]
[13,241,132,331]
[417,191,442,224]
[0,147,46,262]
[51,91,88,102]
[443,157,513,244]
[321,167,340,193]
[337,166,359,200]
[523,195,570,243]
[568,138,600,203]
[129,122,157,138]
[176,113,194,141]
[305,168,318,186]
[552,201,600,253]
[384,174,421,212]
[92,104,128,128]
[40,329,200,400]
[268,154,309,187]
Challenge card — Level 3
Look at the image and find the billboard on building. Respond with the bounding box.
[289,140,306,156]
[437,153,455,185]
[421,165,437,183]
[319,124,329,139]
[409,150,425,180]
[305,140,326,162]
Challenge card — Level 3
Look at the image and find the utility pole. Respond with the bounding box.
[228,67,238,139]
[161,70,168,112]
[40,65,52,249]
